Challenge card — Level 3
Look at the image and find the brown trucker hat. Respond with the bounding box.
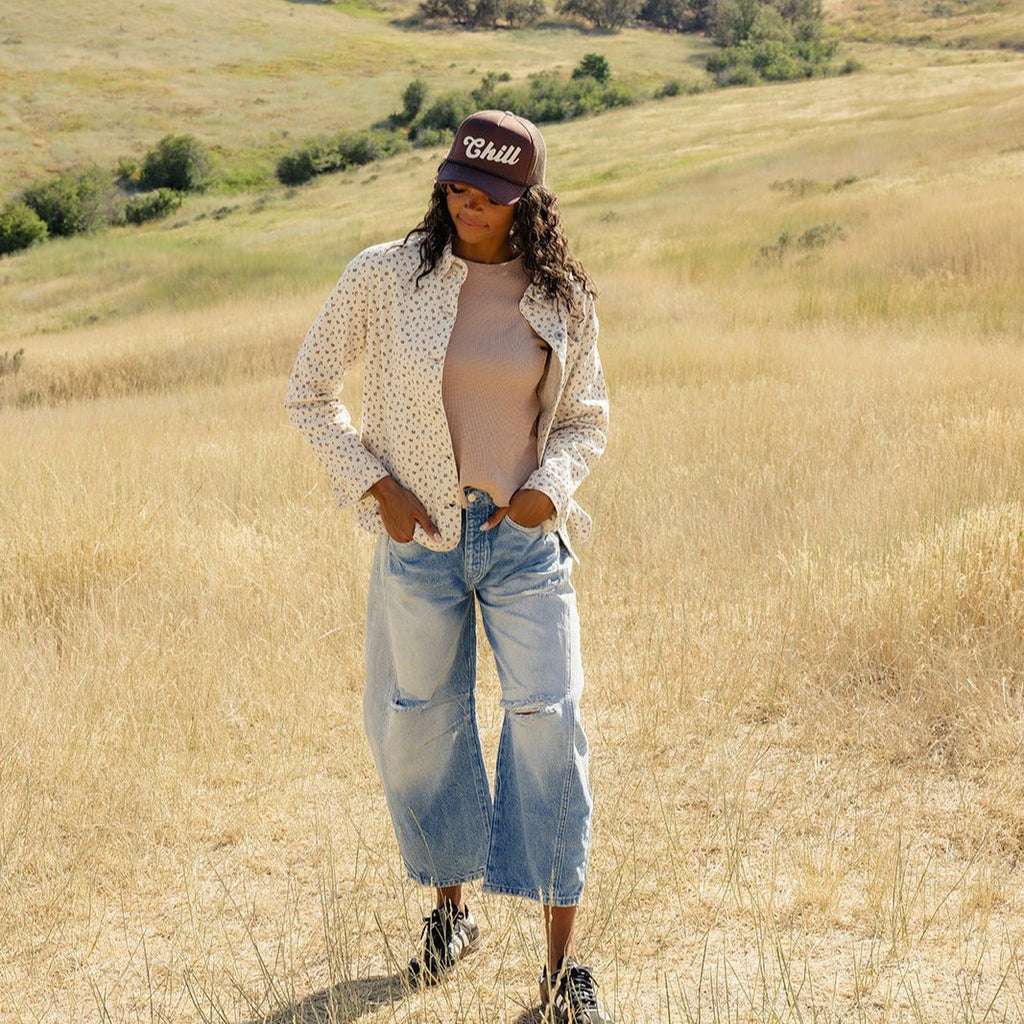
[436,110,546,205]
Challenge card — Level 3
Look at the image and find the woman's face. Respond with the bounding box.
[444,182,517,264]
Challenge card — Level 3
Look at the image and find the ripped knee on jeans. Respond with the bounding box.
[390,692,430,711]
[504,698,560,717]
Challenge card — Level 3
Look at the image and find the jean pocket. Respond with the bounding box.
[502,515,545,537]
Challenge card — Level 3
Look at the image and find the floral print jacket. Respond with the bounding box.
[285,238,608,552]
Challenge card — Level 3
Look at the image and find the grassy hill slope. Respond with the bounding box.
[1,5,1023,1024]
[0,0,709,196]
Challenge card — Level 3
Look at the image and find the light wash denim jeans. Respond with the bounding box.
[363,488,593,906]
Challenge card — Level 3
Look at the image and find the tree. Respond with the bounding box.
[501,0,546,27]
[557,0,639,30]
[140,134,213,192]
[419,0,543,25]
[419,0,474,23]
[400,80,428,124]
[572,53,612,84]
[636,0,712,30]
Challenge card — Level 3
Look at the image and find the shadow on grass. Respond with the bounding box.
[252,972,408,1023]
[253,976,548,1023]
[511,1009,544,1024]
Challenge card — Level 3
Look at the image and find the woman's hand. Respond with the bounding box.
[367,476,441,543]
[481,488,556,532]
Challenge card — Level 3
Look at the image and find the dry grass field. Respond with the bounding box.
[1,2,1023,1021]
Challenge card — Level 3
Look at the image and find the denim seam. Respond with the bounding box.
[482,880,584,907]
[547,694,576,899]
[405,864,487,888]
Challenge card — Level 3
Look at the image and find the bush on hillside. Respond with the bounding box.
[140,134,213,192]
[22,166,115,237]
[466,62,639,124]
[501,0,547,25]
[637,0,711,31]
[412,93,478,141]
[276,128,409,186]
[0,201,48,255]
[124,188,184,225]
[557,0,639,29]
[705,0,838,84]
[418,0,544,26]
[398,79,428,125]
[573,53,612,84]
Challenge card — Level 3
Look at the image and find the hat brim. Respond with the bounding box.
[436,160,526,206]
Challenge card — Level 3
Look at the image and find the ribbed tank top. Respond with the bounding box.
[442,257,550,507]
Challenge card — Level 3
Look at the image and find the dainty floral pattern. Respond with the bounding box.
[285,237,608,551]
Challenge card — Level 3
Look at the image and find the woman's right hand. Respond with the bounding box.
[366,476,441,543]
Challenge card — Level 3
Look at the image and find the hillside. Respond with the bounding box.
[0,0,708,197]
[1,3,1023,1023]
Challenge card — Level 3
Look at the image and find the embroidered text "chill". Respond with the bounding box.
[463,136,522,166]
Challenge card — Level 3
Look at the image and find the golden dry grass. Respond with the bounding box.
[1,24,1023,1024]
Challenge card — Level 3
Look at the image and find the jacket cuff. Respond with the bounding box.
[521,466,571,527]
[330,454,390,509]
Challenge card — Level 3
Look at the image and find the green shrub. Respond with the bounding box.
[468,65,639,125]
[419,0,474,22]
[751,39,805,79]
[276,129,409,186]
[557,0,639,29]
[140,134,213,192]
[414,93,477,138]
[638,0,696,31]
[410,127,453,149]
[22,166,115,237]
[400,79,429,124]
[276,149,318,186]
[124,188,184,225]
[718,60,761,86]
[116,156,141,188]
[419,0,544,26]
[0,201,48,255]
[573,53,612,84]
[705,0,843,84]
[654,78,684,98]
[502,0,546,26]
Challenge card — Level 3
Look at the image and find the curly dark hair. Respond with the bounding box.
[404,183,595,310]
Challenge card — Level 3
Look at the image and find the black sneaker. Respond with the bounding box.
[407,901,480,986]
[540,957,613,1023]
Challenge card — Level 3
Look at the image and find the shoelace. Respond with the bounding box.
[560,962,600,1008]
[420,904,460,953]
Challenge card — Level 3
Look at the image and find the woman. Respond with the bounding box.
[286,110,611,1024]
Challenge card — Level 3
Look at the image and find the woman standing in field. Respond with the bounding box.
[286,110,610,1024]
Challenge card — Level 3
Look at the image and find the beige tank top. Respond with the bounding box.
[442,257,550,507]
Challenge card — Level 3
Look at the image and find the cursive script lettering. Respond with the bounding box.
[462,136,522,166]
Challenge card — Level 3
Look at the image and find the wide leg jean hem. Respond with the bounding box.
[405,867,487,889]
[482,881,585,907]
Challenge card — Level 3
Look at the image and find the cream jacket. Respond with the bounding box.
[285,238,608,552]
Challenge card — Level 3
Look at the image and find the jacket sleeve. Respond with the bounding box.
[523,290,608,524]
[284,251,390,508]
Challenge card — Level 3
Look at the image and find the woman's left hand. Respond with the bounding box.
[481,488,556,532]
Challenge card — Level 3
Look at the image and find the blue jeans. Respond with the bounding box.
[363,488,593,906]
